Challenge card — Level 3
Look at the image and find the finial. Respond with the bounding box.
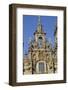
[38,16,41,25]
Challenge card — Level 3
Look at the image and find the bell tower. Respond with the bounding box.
[34,16,46,48]
[32,16,48,74]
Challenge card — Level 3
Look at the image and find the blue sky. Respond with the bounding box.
[23,15,57,54]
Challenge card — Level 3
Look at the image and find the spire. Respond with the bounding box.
[34,16,46,35]
[54,22,57,36]
[38,16,41,25]
[37,16,42,33]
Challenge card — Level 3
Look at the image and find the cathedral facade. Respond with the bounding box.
[23,16,57,75]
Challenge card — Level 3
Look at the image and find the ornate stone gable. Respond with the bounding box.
[23,16,57,74]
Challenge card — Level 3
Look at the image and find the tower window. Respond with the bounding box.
[39,62,44,73]
[38,37,42,48]
[39,37,42,39]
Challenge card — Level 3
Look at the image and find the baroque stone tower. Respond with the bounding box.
[23,16,57,75]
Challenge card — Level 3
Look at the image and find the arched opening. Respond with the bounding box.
[39,62,44,73]
[36,61,46,74]
[38,37,42,48]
